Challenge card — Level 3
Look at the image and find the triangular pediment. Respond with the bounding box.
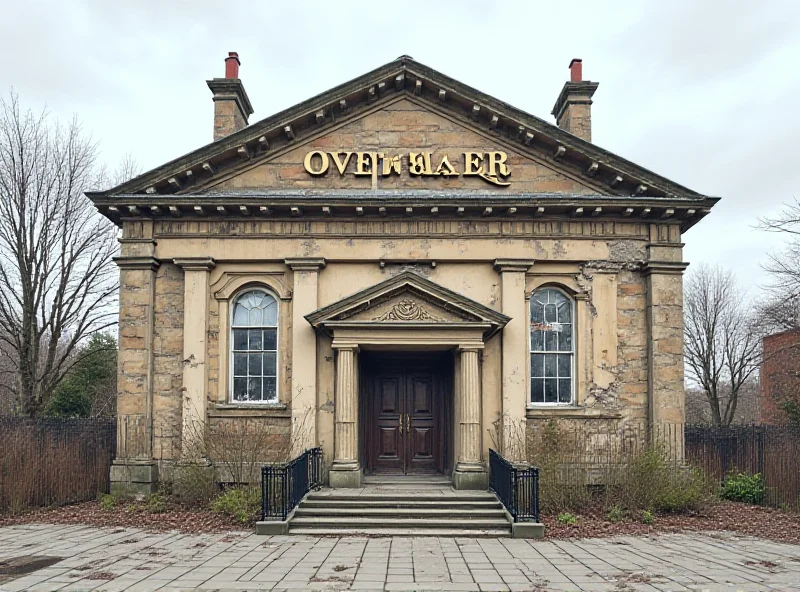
[197,95,603,195]
[89,55,718,231]
[305,271,509,338]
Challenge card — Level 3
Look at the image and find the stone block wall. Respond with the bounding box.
[152,262,184,462]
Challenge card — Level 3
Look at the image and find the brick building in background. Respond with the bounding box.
[760,328,800,424]
[88,54,718,495]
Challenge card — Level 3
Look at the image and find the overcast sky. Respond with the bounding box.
[3,0,798,292]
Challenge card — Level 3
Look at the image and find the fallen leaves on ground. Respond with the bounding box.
[541,501,800,544]
[2,499,800,544]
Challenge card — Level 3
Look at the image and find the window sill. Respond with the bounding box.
[209,402,290,418]
[526,406,623,420]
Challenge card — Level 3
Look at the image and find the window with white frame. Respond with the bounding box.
[230,289,278,403]
[530,287,574,405]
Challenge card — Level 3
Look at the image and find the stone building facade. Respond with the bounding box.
[89,54,718,493]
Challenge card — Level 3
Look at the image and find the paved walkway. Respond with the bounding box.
[0,524,798,591]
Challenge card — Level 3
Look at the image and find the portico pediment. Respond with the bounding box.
[305,271,509,341]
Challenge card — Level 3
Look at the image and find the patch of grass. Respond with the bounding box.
[211,487,260,524]
[720,472,765,505]
[98,493,116,511]
[557,512,577,525]
[640,510,654,525]
[607,505,626,523]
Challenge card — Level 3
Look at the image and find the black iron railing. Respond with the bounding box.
[261,447,322,521]
[489,448,540,522]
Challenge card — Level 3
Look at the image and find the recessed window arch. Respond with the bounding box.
[230,287,278,403]
[530,286,575,405]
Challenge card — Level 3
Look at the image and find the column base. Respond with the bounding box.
[328,462,362,488]
[453,462,488,490]
[110,459,159,496]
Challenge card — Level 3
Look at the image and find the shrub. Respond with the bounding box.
[720,472,765,505]
[640,510,654,524]
[605,448,713,514]
[557,512,577,525]
[607,505,626,523]
[211,487,260,524]
[98,493,116,511]
[173,464,217,504]
[146,493,166,514]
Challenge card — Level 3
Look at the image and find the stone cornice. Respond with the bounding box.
[642,261,689,276]
[284,257,326,271]
[551,80,599,121]
[113,256,160,271]
[173,257,216,271]
[206,78,254,117]
[494,259,535,273]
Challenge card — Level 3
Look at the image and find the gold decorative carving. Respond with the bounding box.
[373,298,445,322]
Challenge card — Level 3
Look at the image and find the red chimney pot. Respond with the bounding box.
[569,58,583,82]
[225,52,241,79]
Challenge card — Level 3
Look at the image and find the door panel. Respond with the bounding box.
[406,374,438,474]
[373,374,404,473]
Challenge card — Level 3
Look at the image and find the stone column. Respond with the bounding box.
[644,260,688,461]
[111,255,160,495]
[286,258,325,454]
[494,259,534,462]
[174,258,215,458]
[454,346,486,489]
[330,345,362,487]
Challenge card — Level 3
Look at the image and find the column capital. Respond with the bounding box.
[332,343,360,353]
[285,257,326,271]
[457,345,483,354]
[494,259,535,273]
[173,257,216,271]
[642,261,689,276]
[114,256,161,272]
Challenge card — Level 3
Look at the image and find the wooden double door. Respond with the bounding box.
[362,353,449,475]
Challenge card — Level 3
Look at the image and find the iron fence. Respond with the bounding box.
[261,447,322,521]
[0,416,116,510]
[489,448,540,522]
[686,423,800,509]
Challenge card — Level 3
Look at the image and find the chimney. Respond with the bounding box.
[206,52,254,142]
[551,59,599,142]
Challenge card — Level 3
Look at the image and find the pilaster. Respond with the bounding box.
[174,258,216,458]
[494,259,534,462]
[112,255,160,493]
[644,260,688,460]
[286,258,326,455]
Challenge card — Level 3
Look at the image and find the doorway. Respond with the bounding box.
[360,352,451,475]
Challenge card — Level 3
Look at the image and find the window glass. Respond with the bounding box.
[231,290,278,403]
[530,288,574,405]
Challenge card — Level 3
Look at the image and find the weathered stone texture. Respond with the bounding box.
[152,262,184,461]
[210,98,603,195]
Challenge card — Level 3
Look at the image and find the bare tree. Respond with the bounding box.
[684,264,761,426]
[759,198,800,297]
[0,92,130,417]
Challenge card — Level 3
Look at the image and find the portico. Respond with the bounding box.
[305,271,509,489]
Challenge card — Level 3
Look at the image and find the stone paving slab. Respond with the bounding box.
[1,524,799,591]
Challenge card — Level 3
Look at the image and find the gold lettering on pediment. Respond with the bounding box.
[373,298,446,322]
[303,150,511,187]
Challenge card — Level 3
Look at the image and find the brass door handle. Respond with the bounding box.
[399,415,403,436]
[406,414,410,432]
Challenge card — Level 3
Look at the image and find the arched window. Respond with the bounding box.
[231,289,278,403]
[530,287,574,405]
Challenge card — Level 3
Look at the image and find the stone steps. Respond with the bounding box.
[287,485,512,537]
